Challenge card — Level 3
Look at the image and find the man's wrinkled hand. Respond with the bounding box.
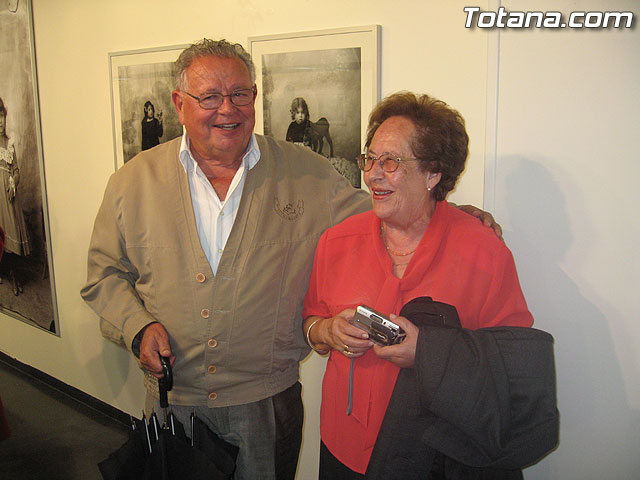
[139,323,175,379]
[457,204,503,240]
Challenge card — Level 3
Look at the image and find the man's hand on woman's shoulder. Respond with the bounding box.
[453,203,503,240]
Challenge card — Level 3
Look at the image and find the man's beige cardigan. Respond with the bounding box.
[81,135,369,407]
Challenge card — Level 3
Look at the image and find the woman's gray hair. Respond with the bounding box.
[174,38,256,90]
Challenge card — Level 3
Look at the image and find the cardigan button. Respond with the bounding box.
[201,308,210,319]
[208,392,217,401]
[207,338,218,348]
[208,364,217,374]
[195,273,206,283]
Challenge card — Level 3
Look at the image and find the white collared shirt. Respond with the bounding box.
[178,130,260,274]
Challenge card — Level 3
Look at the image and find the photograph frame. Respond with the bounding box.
[109,44,188,170]
[249,25,380,188]
[0,0,59,334]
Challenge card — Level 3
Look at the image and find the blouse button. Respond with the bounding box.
[207,338,217,348]
[208,392,217,400]
[201,308,210,319]
[195,273,206,283]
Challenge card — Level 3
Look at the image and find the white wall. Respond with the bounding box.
[491,1,640,478]
[0,0,637,478]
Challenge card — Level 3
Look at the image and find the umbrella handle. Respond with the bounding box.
[158,356,173,408]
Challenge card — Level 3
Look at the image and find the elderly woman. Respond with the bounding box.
[303,92,557,478]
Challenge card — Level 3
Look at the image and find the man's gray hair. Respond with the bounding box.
[174,38,256,90]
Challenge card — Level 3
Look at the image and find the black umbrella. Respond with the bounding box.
[98,357,238,480]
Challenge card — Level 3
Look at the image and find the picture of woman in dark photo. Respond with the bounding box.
[141,100,163,151]
[0,97,31,296]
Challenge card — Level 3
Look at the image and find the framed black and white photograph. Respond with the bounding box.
[0,0,58,334]
[249,26,380,188]
[109,44,187,169]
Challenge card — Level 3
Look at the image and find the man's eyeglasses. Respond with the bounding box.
[182,86,256,110]
[357,153,420,173]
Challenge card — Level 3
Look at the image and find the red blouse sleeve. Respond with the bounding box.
[478,242,533,328]
[302,230,331,320]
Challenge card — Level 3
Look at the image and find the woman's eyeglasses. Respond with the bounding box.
[357,153,420,173]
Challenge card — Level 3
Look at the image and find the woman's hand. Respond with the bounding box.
[373,314,419,368]
[306,309,374,358]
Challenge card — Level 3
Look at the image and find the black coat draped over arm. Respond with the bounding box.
[366,326,559,479]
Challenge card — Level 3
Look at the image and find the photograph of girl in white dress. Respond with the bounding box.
[0,1,57,332]
[0,97,31,294]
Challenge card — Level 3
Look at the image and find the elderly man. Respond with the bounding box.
[82,39,497,480]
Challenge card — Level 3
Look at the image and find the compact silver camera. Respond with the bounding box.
[352,305,406,346]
